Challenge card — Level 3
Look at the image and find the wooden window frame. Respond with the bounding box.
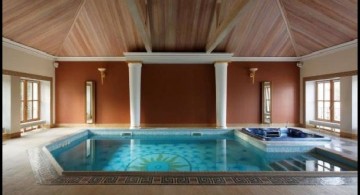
[21,79,41,123]
[315,79,340,123]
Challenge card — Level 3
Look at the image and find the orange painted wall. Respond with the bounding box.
[55,62,299,125]
[55,62,130,123]
[227,62,300,124]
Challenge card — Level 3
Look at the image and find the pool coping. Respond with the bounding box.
[27,128,358,185]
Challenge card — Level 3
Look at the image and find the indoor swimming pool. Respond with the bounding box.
[43,129,356,174]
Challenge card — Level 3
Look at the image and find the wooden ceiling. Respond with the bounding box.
[2,0,358,57]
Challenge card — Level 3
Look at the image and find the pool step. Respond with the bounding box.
[270,155,349,172]
[269,162,289,171]
[290,157,307,170]
[278,160,303,171]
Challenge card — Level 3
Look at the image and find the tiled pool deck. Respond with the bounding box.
[3,127,358,194]
[27,127,357,185]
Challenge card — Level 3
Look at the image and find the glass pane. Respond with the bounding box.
[334,80,340,101]
[324,82,330,101]
[27,101,33,120]
[20,81,24,100]
[20,101,24,121]
[334,101,340,121]
[33,82,38,100]
[33,101,38,119]
[27,82,33,100]
[317,101,324,119]
[317,83,323,100]
[324,101,331,120]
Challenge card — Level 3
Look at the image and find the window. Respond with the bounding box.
[316,79,340,123]
[20,79,40,122]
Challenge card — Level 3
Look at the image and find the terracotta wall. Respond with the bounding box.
[227,62,300,124]
[55,62,129,123]
[141,64,216,124]
[55,61,299,125]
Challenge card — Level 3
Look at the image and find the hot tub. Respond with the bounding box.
[240,127,331,141]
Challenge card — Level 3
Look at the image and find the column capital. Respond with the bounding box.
[214,61,228,67]
[128,61,143,67]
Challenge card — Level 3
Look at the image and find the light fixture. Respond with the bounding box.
[249,68,258,84]
[98,68,106,85]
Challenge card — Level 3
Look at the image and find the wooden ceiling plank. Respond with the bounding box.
[206,0,255,53]
[276,0,300,57]
[56,0,87,56]
[125,0,152,52]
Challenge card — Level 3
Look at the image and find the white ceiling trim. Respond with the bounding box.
[300,39,358,61]
[124,52,234,64]
[231,57,300,62]
[55,57,126,61]
[2,37,55,60]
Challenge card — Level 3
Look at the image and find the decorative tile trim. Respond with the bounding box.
[28,146,357,185]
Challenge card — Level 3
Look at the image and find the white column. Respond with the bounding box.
[11,76,21,134]
[214,62,228,128]
[2,75,11,133]
[128,62,142,129]
[2,75,21,135]
[351,76,357,133]
[340,76,352,134]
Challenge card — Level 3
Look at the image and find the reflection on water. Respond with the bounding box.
[51,136,354,172]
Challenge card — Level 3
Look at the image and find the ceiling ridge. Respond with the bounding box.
[276,0,300,57]
[55,0,87,56]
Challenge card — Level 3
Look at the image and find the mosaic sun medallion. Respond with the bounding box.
[126,153,191,171]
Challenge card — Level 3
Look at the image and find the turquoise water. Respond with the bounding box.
[49,130,355,172]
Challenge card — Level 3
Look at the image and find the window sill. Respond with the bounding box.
[309,120,340,129]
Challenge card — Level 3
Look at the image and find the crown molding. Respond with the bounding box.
[3,36,357,63]
[124,52,234,64]
[2,37,55,60]
[231,57,300,62]
[55,57,126,61]
[300,39,358,61]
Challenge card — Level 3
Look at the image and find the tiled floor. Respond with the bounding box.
[299,127,358,160]
[2,127,358,195]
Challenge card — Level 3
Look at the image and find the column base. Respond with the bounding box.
[130,126,141,129]
[216,126,227,129]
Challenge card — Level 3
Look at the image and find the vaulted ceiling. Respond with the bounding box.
[2,0,358,57]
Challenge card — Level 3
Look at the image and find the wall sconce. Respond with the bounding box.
[249,68,258,84]
[98,68,106,85]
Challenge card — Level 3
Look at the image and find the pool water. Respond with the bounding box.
[48,130,355,172]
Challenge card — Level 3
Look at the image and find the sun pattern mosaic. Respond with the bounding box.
[126,153,191,171]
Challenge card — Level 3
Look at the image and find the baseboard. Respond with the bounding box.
[55,123,131,128]
[54,123,300,128]
[340,131,358,140]
[2,132,21,139]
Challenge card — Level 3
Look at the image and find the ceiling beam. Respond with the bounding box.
[126,0,152,52]
[55,0,87,56]
[206,0,255,53]
[208,0,222,45]
[276,0,300,57]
